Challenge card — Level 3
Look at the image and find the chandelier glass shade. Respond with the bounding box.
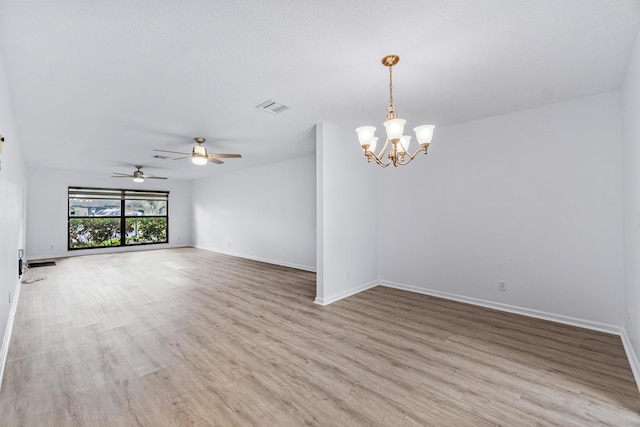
[356,55,435,167]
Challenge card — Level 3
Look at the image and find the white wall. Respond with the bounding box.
[622,26,640,381]
[192,154,316,272]
[26,168,192,260]
[378,92,625,328]
[315,122,378,304]
[0,46,27,388]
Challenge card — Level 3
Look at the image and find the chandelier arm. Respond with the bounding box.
[376,137,390,159]
[368,150,391,167]
[377,158,391,168]
[397,147,427,166]
[397,157,413,166]
[375,154,392,167]
[408,146,427,160]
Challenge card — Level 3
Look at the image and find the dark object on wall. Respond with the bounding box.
[28,261,56,268]
[18,249,23,277]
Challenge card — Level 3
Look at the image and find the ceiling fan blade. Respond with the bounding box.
[111,175,133,178]
[208,153,242,159]
[208,158,224,164]
[147,176,168,180]
[112,172,131,176]
[172,156,193,160]
[154,149,191,155]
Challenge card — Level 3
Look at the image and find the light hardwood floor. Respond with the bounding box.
[0,247,639,426]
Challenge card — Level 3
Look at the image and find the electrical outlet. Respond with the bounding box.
[627,310,631,324]
[8,291,11,303]
[498,280,507,292]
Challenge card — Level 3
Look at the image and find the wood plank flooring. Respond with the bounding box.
[0,247,639,426]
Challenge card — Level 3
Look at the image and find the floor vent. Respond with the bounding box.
[28,261,56,268]
[256,99,289,114]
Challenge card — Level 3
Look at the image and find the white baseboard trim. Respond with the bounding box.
[0,278,21,393]
[314,281,379,306]
[196,247,316,273]
[380,280,621,335]
[620,330,640,393]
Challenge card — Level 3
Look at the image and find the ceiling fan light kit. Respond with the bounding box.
[191,138,209,165]
[356,55,436,168]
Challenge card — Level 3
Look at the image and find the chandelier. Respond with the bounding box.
[356,55,435,167]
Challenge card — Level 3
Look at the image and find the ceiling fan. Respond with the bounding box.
[154,137,242,165]
[111,165,167,183]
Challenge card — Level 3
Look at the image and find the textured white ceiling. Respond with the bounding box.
[0,0,638,180]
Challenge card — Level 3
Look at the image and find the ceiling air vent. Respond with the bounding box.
[256,99,289,114]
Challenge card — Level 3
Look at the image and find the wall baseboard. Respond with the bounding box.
[0,278,21,393]
[196,246,317,273]
[620,329,640,393]
[314,281,378,306]
[380,280,622,335]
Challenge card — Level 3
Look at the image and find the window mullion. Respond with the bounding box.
[120,195,126,247]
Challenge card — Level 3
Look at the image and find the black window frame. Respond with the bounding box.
[68,187,169,250]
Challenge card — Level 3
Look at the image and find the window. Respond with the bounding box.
[68,187,169,250]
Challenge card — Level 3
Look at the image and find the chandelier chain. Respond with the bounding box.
[388,64,394,111]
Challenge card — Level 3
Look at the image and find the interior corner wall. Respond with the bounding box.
[0,46,27,388]
[191,154,316,272]
[315,121,378,305]
[26,167,192,260]
[622,26,640,374]
[378,91,625,329]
